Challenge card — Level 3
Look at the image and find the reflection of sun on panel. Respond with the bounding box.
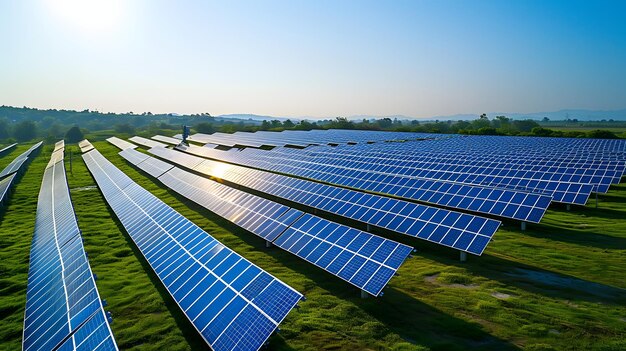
[45,0,125,32]
[210,162,230,180]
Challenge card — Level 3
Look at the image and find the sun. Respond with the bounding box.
[45,0,125,33]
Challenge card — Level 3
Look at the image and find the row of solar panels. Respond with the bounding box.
[187,138,617,205]
[186,129,444,148]
[23,144,118,351]
[0,142,43,206]
[116,145,414,294]
[119,137,503,255]
[144,144,503,252]
[82,148,304,351]
[144,138,553,223]
[293,140,625,189]
[232,146,602,202]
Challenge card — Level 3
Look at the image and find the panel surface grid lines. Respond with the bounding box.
[132,151,413,295]
[273,213,413,296]
[150,146,502,255]
[82,149,302,351]
[106,137,136,150]
[23,150,117,351]
[170,141,553,222]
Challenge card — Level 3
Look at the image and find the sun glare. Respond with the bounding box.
[46,0,125,33]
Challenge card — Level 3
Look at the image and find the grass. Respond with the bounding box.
[1,139,625,350]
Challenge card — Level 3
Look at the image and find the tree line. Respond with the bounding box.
[0,105,621,143]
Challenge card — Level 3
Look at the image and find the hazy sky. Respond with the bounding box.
[1,0,625,118]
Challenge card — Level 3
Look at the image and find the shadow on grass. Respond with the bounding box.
[518,223,626,250]
[441,253,626,305]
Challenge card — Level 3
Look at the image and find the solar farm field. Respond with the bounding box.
[1,131,625,351]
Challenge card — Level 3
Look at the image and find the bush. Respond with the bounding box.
[587,129,619,139]
[65,126,84,143]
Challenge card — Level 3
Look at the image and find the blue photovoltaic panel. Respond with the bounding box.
[124,150,412,294]
[0,141,42,179]
[274,213,413,296]
[169,143,554,221]
[82,149,302,351]
[129,136,167,148]
[78,140,95,153]
[152,135,183,145]
[23,148,117,351]
[157,167,296,241]
[106,137,137,150]
[119,148,173,178]
[0,142,17,157]
[0,173,16,203]
[149,146,502,255]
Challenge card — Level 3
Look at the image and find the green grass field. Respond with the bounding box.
[1,140,625,351]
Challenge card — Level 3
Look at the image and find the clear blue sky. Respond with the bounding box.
[1,0,625,118]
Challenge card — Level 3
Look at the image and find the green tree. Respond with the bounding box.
[114,123,135,134]
[194,122,215,134]
[512,119,540,132]
[376,118,393,129]
[0,118,10,139]
[13,120,38,141]
[65,126,84,143]
[282,119,295,128]
[587,130,619,139]
[261,120,271,130]
[328,117,355,129]
[531,127,554,137]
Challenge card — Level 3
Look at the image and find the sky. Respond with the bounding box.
[1,0,625,118]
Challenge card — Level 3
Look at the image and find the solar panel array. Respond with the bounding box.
[83,149,303,351]
[147,146,501,255]
[23,144,118,351]
[169,142,545,221]
[156,131,625,225]
[188,129,443,148]
[225,146,593,205]
[119,147,413,294]
[78,140,94,153]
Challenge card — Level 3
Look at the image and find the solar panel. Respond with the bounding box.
[128,136,167,148]
[23,149,117,351]
[274,213,413,296]
[171,143,553,222]
[54,140,65,152]
[78,140,95,153]
[152,135,184,145]
[0,143,17,157]
[82,149,303,351]
[119,149,173,178]
[126,153,413,295]
[0,141,42,179]
[0,173,16,204]
[147,146,501,255]
[158,167,297,242]
[106,137,136,150]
